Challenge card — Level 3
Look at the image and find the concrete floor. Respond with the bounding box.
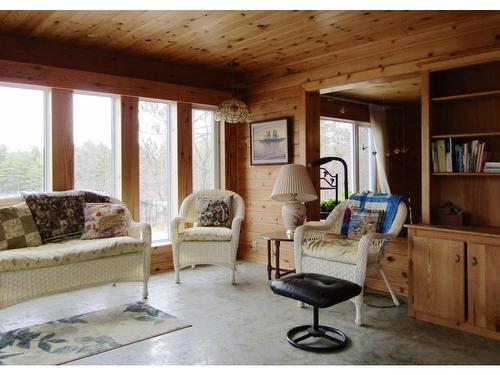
[1,261,499,365]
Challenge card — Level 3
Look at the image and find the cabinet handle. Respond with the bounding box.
[454,254,461,263]
[472,257,478,266]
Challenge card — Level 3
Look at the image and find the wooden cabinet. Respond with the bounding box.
[467,243,500,331]
[411,236,465,322]
[407,225,500,341]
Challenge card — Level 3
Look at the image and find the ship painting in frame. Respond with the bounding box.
[250,118,291,165]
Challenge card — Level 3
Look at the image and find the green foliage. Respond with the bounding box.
[320,199,339,213]
[0,146,44,195]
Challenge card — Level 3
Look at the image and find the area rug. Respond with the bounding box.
[0,301,190,365]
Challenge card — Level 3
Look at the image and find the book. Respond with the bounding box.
[436,139,446,173]
[431,142,439,173]
[454,144,461,172]
[446,138,453,172]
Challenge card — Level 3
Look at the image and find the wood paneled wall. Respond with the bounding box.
[220,122,239,192]
[237,86,309,267]
[386,104,422,224]
[320,97,370,123]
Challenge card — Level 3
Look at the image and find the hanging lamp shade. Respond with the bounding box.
[214,97,252,124]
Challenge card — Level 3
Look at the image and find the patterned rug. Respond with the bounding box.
[0,301,190,365]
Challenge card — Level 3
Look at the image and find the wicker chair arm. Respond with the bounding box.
[127,221,152,248]
[171,216,187,243]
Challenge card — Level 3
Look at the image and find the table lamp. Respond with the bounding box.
[271,164,318,236]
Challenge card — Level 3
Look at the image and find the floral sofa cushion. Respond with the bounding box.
[21,190,111,243]
[195,196,232,228]
[0,236,144,272]
[81,203,128,240]
[180,227,232,242]
[0,202,42,251]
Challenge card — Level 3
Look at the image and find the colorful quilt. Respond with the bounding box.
[341,193,402,236]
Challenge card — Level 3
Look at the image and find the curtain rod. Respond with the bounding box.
[321,94,405,109]
[321,95,370,106]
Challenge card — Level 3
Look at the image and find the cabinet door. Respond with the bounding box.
[467,243,500,332]
[412,236,466,322]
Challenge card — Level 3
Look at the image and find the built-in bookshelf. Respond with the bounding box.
[423,60,500,227]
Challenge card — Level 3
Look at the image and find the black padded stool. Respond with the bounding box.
[270,273,362,352]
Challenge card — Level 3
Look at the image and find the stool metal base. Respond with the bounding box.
[286,306,348,352]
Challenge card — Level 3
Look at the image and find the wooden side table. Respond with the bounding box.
[259,231,295,280]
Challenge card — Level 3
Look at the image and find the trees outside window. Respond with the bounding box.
[139,100,172,242]
[192,108,218,191]
[0,84,47,197]
[73,92,117,196]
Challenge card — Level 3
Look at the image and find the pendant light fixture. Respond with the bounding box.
[215,60,252,124]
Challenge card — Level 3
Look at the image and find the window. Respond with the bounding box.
[139,99,172,243]
[73,92,118,196]
[192,108,218,191]
[319,117,376,202]
[0,83,48,196]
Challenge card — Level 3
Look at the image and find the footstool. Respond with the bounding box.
[270,273,362,352]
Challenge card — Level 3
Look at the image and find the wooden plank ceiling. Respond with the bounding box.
[329,75,422,103]
[0,10,499,89]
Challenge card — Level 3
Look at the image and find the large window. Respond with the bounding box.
[139,99,172,243]
[320,117,376,202]
[73,92,118,196]
[0,83,48,196]
[192,108,218,191]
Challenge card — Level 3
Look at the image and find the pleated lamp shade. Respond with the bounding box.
[271,164,318,202]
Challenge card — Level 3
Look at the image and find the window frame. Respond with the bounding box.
[72,90,120,198]
[0,81,51,194]
[192,105,220,191]
[320,116,377,195]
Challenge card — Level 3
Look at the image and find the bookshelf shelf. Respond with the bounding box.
[432,173,500,177]
[431,89,500,102]
[424,60,500,229]
[431,132,500,139]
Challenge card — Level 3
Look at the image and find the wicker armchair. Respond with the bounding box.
[294,199,407,325]
[171,189,245,284]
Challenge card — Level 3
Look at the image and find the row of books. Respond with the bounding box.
[431,139,493,173]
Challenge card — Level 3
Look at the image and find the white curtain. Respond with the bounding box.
[369,104,391,194]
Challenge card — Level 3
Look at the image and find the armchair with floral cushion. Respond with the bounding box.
[171,189,245,284]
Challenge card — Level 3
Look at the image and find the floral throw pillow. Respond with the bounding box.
[0,202,42,250]
[22,191,86,243]
[346,206,384,240]
[81,203,129,240]
[196,196,232,228]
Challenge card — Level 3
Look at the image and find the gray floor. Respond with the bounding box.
[1,261,499,365]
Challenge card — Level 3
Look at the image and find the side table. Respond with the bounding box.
[259,231,295,280]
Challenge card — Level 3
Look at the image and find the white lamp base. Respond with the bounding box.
[282,200,307,236]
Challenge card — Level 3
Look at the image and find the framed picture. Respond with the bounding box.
[250,118,291,165]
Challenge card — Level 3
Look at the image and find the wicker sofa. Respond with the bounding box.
[0,192,151,309]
